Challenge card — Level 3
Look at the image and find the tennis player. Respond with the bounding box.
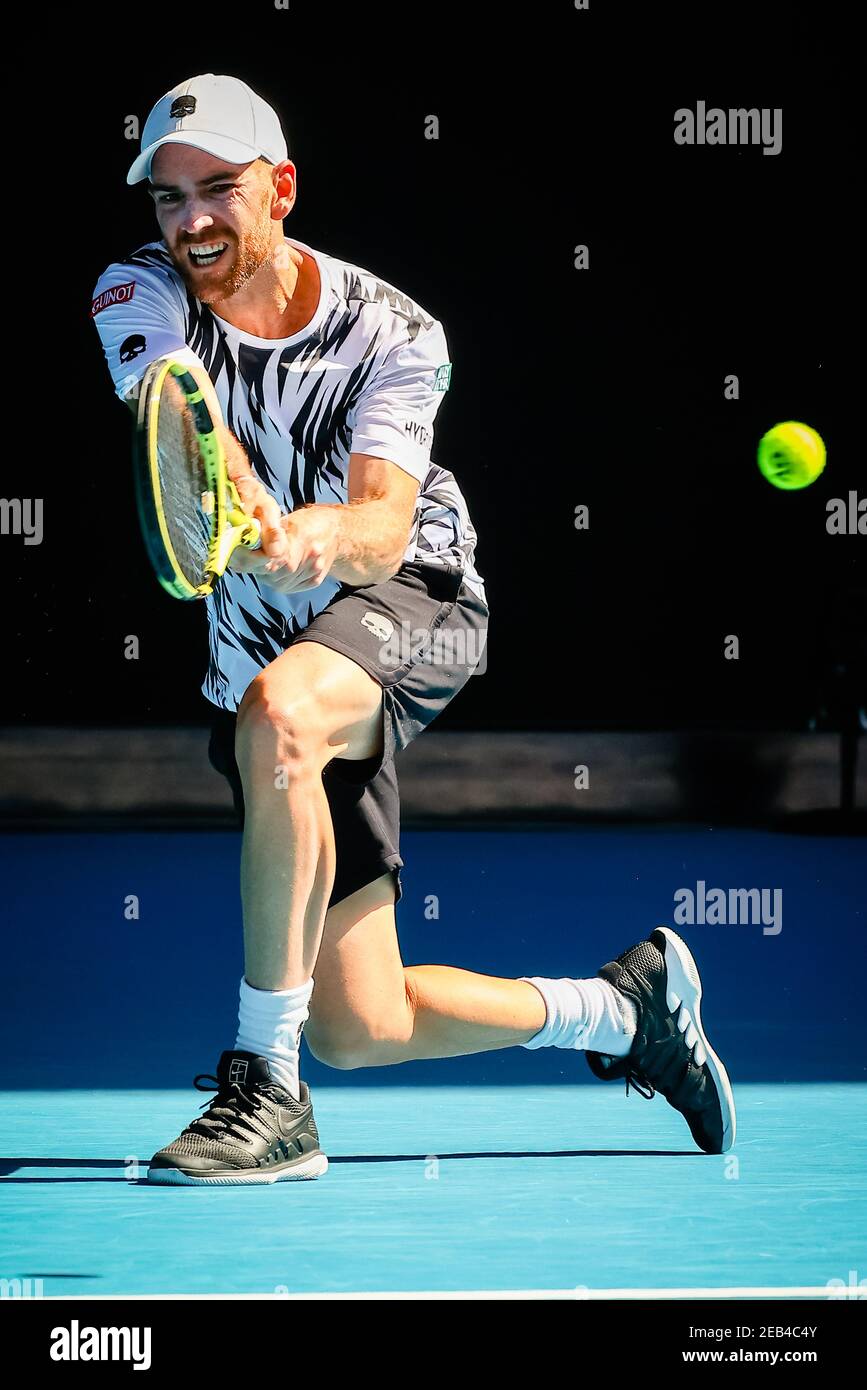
[92,74,735,1183]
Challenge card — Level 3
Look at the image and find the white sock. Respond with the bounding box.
[234,976,314,1100]
[520,976,638,1057]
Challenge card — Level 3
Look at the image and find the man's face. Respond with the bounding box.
[148,145,276,304]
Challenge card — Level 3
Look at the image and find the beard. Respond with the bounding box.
[172,218,275,305]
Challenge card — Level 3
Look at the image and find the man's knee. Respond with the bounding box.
[305,993,415,1071]
[305,1028,370,1071]
[236,673,331,776]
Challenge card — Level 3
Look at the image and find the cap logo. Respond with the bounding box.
[170,95,197,118]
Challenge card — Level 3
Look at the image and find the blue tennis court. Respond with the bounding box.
[3,825,865,1298]
[2,1085,865,1298]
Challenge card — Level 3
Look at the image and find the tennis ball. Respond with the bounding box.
[757,421,827,491]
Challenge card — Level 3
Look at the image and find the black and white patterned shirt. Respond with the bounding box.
[92,236,486,710]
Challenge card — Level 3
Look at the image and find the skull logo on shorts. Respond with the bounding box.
[361,612,394,642]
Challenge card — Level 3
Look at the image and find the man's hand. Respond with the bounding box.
[228,453,416,591]
[230,469,291,567]
[176,359,291,569]
[229,504,341,593]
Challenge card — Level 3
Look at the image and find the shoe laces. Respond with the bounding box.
[625,1073,656,1101]
[623,1030,703,1109]
[186,1074,266,1146]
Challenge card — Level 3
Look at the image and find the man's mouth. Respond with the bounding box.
[186,241,229,269]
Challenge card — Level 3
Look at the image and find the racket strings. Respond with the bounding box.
[155,381,213,587]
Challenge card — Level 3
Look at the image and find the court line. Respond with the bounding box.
[40,1286,863,1300]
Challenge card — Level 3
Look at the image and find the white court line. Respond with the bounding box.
[41,1286,864,1300]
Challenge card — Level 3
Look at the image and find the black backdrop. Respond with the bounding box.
[4,0,859,730]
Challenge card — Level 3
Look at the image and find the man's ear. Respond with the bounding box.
[270,159,297,219]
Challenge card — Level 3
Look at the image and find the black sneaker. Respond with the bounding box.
[585,927,736,1154]
[148,1051,328,1185]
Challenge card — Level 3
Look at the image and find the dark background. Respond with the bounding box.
[4,0,860,731]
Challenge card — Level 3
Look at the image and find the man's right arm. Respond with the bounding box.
[190,367,289,560]
[92,260,288,564]
[120,361,288,565]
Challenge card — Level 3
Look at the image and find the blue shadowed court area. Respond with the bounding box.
[2,826,866,1296]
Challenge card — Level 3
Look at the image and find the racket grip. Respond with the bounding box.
[244,517,262,551]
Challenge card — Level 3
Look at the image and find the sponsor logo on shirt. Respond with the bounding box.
[434,363,452,392]
[279,358,348,373]
[405,419,432,449]
[119,334,147,364]
[91,281,136,316]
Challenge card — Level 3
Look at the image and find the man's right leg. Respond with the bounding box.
[146,640,386,1185]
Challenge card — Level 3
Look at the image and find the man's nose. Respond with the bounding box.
[181,209,215,236]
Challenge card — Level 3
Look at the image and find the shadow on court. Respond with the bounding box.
[1,1146,700,1182]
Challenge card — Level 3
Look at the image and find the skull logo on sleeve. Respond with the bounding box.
[119,334,147,364]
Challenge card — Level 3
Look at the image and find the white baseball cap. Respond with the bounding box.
[126,73,289,185]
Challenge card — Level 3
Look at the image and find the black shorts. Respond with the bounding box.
[207,560,489,909]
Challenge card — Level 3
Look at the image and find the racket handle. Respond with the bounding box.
[224,481,262,551]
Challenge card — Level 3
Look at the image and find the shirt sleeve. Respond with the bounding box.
[90,259,197,401]
[347,316,452,483]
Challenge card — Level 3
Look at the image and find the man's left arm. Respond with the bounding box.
[324,451,420,585]
[256,316,450,592]
[263,454,418,592]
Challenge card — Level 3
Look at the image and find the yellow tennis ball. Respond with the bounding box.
[757,421,827,491]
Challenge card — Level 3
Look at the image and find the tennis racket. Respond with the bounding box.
[134,356,262,600]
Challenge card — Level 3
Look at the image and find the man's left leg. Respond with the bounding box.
[294,563,734,1155]
[304,874,633,1070]
[305,874,736,1154]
